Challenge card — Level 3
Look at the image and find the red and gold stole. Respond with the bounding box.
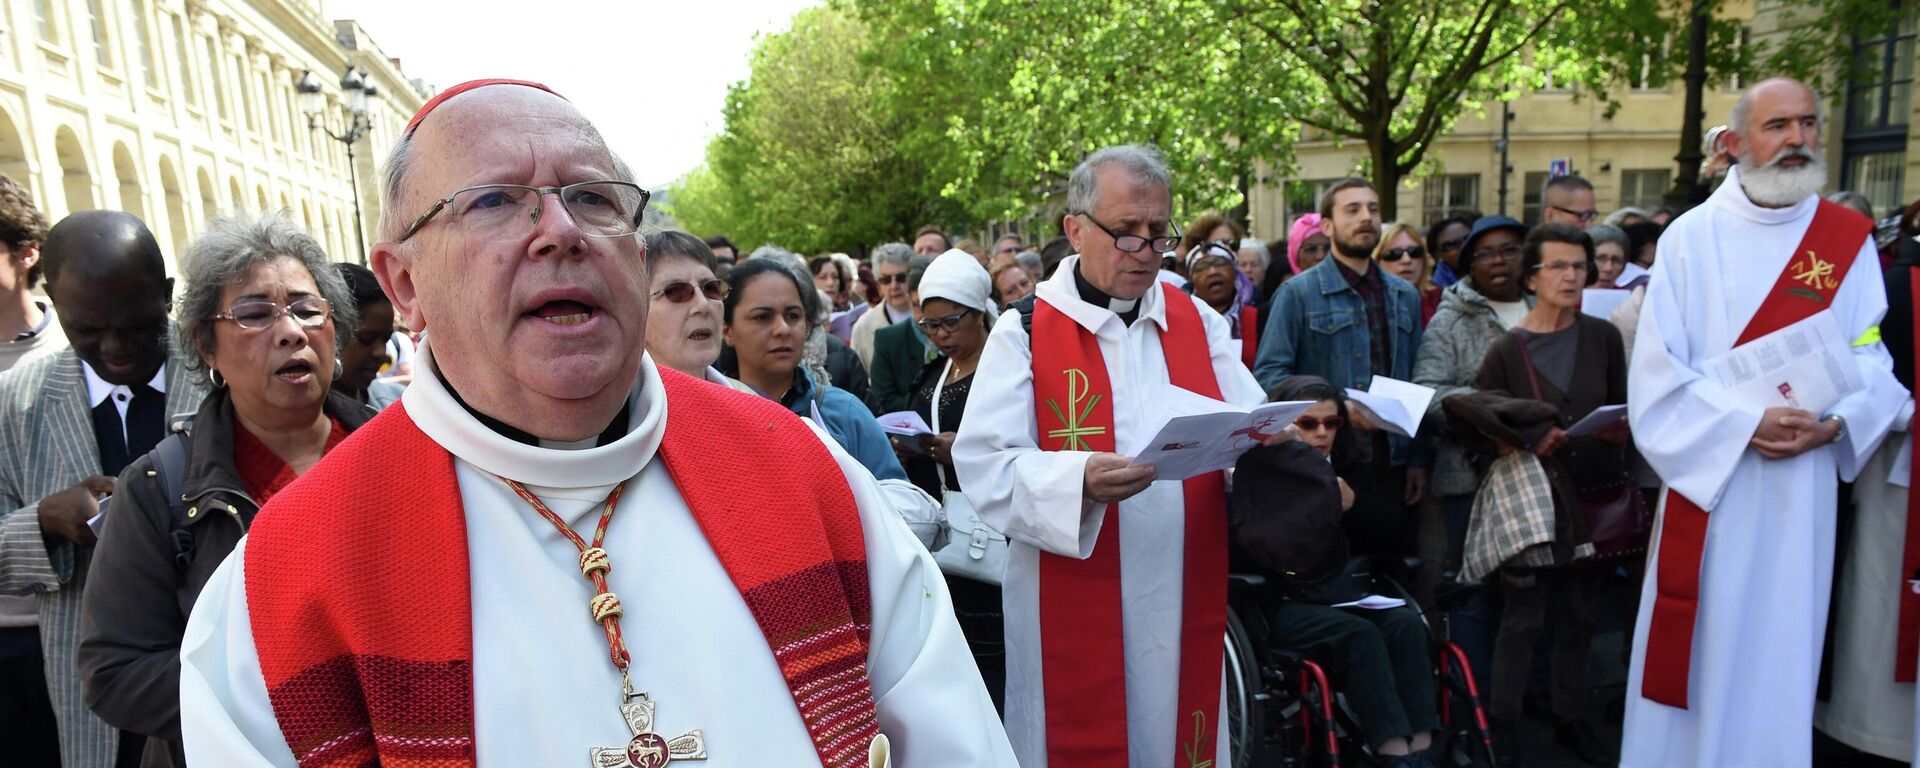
[244,368,877,767]
[1642,199,1872,708]
[1898,269,1920,682]
[1030,282,1229,766]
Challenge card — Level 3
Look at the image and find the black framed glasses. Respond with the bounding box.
[916,307,975,334]
[1471,243,1524,263]
[1073,211,1181,254]
[1379,246,1427,262]
[1549,204,1599,223]
[397,180,650,242]
[653,279,729,303]
[213,297,332,330]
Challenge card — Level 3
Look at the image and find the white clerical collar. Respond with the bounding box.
[82,360,168,409]
[1033,255,1168,333]
[401,339,665,490]
[1714,164,1818,225]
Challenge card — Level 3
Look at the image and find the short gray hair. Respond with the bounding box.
[1602,207,1650,228]
[176,212,357,377]
[871,242,913,271]
[376,133,416,241]
[1067,144,1171,214]
[1237,240,1270,267]
[1826,190,1873,217]
[1586,223,1631,252]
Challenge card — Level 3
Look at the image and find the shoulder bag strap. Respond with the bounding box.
[1509,329,1545,401]
[931,357,954,490]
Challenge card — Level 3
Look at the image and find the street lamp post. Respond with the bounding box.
[298,66,379,262]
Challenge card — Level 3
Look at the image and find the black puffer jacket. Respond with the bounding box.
[76,388,373,768]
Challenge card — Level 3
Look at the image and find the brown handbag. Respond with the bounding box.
[1511,329,1651,560]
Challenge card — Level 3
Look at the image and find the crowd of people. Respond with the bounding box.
[0,73,1915,768]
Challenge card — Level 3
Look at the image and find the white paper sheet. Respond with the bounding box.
[876,410,934,437]
[1125,388,1316,481]
[1344,376,1437,437]
[1566,403,1630,437]
[1331,594,1408,610]
[1581,288,1632,320]
[1700,310,1863,415]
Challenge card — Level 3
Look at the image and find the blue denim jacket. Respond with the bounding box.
[1253,258,1424,463]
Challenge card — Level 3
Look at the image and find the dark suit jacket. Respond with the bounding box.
[869,320,928,415]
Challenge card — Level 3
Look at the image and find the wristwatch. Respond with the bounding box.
[1825,414,1847,444]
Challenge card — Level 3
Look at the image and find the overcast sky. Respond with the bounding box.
[321,0,819,189]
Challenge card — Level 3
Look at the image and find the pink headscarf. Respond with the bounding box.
[1286,214,1325,274]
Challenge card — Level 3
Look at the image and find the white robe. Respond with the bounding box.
[178,344,1015,767]
[1622,168,1907,768]
[1818,419,1915,761]
[952,257,1266,767]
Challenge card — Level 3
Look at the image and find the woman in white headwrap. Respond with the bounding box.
[899,248,1006,712]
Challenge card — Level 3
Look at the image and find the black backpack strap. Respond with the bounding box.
[1008,294,1038,334]
[145,432,194,572]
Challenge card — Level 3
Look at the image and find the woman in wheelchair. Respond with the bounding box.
[1233,375,1443,768]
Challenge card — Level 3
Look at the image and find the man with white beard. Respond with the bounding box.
[1622,77,1908,767]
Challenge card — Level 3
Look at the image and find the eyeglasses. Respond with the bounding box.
[876,272,905,286]
[916,307,975,334]
[996,244,1023,255]
[1437,237,1466,253]
[1532,260,1592,275]
[213,297,332,330]
[1471,243,1524,263]
[1298,242,1330,256]
[653,278,729,303]
[397,180,650,243]
[1073,211,1181,254]
[1295,415,1346,432]
[1379,246,1426,262]
[1549,205,1600,223]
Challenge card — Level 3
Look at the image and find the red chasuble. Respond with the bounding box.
[1641,200,1872,708]
[241,367,879,767]
[1029,282,1229,766]
[1898,268,1920,682]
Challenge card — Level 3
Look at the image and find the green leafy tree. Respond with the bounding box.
[665,6,963,253]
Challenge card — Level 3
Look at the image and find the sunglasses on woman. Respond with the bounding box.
[1295,415,1346,432]
[1379,246,1426,262]
[653,278,729,303]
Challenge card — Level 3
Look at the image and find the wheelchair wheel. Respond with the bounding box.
[1225,610,1265,768]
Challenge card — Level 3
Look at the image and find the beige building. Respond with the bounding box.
[0,0,429,271]
[1249,0,1918,238]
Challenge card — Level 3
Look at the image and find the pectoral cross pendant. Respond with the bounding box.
[589,694,706,768]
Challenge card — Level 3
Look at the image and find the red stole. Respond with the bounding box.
[1030,282,1229,766]
[1899,268,1920,681]
[243,368,878,767]
[1641,199,1872,708]
[1238,304,1260,369]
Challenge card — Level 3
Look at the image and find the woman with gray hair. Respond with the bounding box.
[75,212,376,768]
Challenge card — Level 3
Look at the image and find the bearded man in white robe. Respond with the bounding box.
[1623,76,1908,768]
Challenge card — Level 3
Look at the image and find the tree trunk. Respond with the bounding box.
[1665,0,1713,211]
[1371,129,1401,222]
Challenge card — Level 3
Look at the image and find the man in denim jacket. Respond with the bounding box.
[1254,177,1425,491]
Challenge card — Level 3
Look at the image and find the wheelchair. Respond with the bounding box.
[1224,558,1497,768]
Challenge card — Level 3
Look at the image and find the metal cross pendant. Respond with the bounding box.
[589,694,706,768]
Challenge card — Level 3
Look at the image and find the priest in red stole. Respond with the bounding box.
[177,80,1013,767]
[953,144,1268,767]
[1623,77,1908,768]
